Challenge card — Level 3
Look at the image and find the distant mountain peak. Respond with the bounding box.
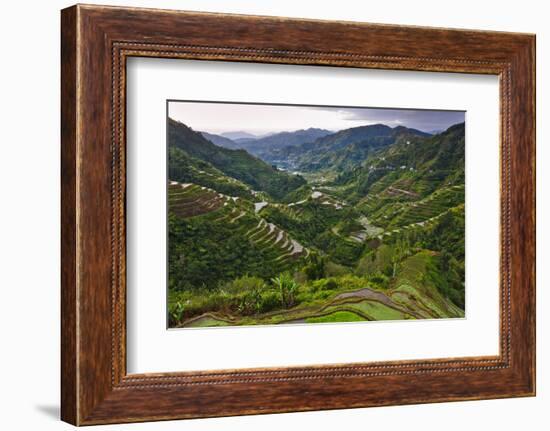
[445,122,465,133]
[199,131,244,150]
[220,131,260,140]
[344,123,392,133]
[392,125,411,132]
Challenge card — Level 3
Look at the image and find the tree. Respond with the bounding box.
[271,273,299,308]
[303,252,326,280]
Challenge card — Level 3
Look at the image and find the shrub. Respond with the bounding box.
[235,289,262,315]
[303,252,325,281]
[259,291,281,313]
[324,279,339,290]
[325,261,348,277]
[224,275,266,294]
[292,270,308,285]
[369,273,389,289]
[168,301,185,325]
[271,273,299,308]
[310,278,340,293]
[198,290,233,313]
[315,291,332,300]
[335,274,370,292]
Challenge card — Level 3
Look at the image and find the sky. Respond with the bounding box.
[168,101,465,136]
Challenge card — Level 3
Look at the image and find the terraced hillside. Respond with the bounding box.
[169,118,306,199]
[168,181,308,293]
[167,117,465,328]
[357,184,465,230]
[168,182,226,218]
[169,147,259,200]
[172,250,463,328]
[263,123,430,173]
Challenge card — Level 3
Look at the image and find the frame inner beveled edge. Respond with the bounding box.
[111,41,512,388]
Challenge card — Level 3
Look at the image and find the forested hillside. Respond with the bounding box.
[167,118,466,328]
[263,124,429,172]
[169,118,306,199]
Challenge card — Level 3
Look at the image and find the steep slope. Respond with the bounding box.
[264,124,430,172]
[168,118,306,200]
[168,181,308,292]
[220,131,259,140]
[168,146,258,200]
[199,131,242,149]
[242,128,332,159]
[335,122,465,201]
[167,121,466,328]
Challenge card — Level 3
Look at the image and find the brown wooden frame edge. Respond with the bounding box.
[61,4,536,426]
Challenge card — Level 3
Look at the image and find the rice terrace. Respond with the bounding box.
[167,102,466,328]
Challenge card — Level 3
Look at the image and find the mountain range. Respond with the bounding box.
[201,128,332,160]
[334,122,465,200]
[201,123,431,174]
[219,131,261,140]
[265,124,430,172]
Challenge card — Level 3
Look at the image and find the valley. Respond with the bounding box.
[167,117,466,328]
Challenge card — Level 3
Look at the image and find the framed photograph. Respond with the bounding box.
[61,4,536,425]
[165,101,467,329]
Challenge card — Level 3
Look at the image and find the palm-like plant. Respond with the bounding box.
[271,273,299,308]
[169,301,185,325]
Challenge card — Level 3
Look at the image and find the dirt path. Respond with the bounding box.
[387,186,419,198]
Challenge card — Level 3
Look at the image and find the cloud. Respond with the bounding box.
[343,108,465,130]
[169,101,465,135]
[310,106,464,132]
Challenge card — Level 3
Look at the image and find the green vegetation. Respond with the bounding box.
[168,147,256,199]
[167,119,466,328]
[265,123,430,173]
[305,311,364,323]
[169,119,306,199]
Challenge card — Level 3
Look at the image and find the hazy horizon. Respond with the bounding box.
[168,101,465,136]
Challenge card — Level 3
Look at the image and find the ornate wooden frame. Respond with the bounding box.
[61,4,536,426]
